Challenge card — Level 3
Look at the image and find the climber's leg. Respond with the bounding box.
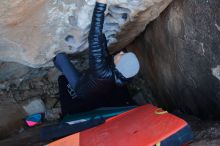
[53,52,80,89]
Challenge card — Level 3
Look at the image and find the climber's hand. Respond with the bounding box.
[96,0,107,4]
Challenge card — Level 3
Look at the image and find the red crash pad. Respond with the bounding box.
[48,104,187,146]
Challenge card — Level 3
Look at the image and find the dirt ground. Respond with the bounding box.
[175,112,220,146]
[189,120,220,146]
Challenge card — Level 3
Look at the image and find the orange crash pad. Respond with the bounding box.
[48,104,191,146]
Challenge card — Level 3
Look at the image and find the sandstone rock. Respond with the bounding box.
[128,0,220,119]
[0,0,172,67]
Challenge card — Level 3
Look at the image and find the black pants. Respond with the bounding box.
[55,53,136,116]
[55,53,104,115]
[54,53,81,89]
[54,53,86,115]
[58,75,95,116]
[58,75,136,116]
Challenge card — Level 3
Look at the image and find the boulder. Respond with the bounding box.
[0,0,172,67]
[128,0,220,119]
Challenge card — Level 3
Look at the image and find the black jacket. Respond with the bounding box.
[75,2,128,100]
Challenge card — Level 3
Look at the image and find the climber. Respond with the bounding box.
[53,0,140,116]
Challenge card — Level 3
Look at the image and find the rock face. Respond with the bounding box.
[0,51,91,138]
[0,104,26,139]
[0,64,61,139]
[128,0,220,119]
[0,0,172,67]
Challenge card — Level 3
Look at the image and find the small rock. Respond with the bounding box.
[33,80,45,89]
[45,108,61,121]
[21,98,46,115]
[0,84,6,90]
[44,97,60,109]
[19,80,30,90]
[22,89,42,99]
[212,65,220,80]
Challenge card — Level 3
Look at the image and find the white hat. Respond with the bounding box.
[115,52,140,78]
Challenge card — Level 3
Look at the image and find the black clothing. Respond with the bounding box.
[75,2,128,100]
[58,76,134,115]
[54,2,133,115]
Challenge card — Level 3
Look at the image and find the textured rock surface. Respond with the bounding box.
[0,104,26,139]
[0,51,92,137]
[0,65,61,138]
[128,0,220,119]
[0,0,172,67]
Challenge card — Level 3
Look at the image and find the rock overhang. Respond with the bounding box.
[0,0,173,67]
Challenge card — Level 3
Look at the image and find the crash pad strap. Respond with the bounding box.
[154,108,168,115]
[156,142,161,146]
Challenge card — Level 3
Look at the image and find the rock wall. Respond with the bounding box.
[128,0,220,119]
[0,51,90,139]
[0,0,172,67]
